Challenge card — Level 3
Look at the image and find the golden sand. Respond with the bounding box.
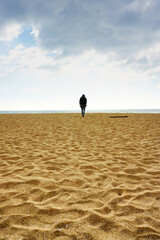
[0,113,160,240]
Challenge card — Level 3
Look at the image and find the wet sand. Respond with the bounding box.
[0,113,160,240]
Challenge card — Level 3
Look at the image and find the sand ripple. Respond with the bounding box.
[0,113,160,239]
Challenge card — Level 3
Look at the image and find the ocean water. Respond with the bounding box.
[0,109,160,114]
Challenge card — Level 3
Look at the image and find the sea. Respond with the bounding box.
[0,109,160,114]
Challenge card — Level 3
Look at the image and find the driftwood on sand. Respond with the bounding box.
[110,115,128,118]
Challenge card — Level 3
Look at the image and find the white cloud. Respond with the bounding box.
[0,44,156,83]
[124,0,156,12]
[30,25,39,39]
[0,23,22,42]
[0,44,58,75]
[137,43,160,64]
[0,0,160,58]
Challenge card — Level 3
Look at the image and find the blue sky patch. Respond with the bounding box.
[17,26,36,48]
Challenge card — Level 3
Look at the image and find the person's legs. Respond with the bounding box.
[81,105,86,117]
[82,106,85,117]
[81,107,83,117]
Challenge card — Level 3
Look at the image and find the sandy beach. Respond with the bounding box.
[0,113,160,240]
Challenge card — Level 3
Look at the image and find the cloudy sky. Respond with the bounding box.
[0,0,160,110]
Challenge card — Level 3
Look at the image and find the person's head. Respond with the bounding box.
[82,94,85,97]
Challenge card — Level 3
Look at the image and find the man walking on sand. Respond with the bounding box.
[79,94,87,117]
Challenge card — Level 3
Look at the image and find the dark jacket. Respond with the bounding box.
[79,95,87,106]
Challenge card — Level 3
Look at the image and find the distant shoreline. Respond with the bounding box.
[0,109,160,114]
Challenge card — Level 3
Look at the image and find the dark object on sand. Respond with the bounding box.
[110,116,128,118]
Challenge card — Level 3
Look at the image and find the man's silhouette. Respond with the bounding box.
[79,94,87,117]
